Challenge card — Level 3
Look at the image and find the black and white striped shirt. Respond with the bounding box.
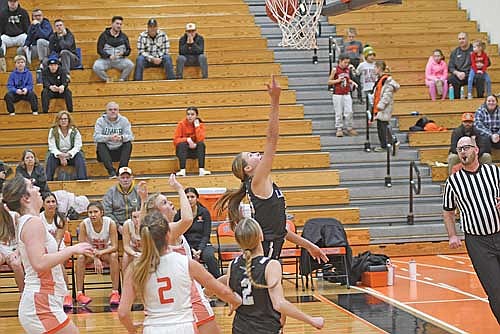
[443,164,500,235]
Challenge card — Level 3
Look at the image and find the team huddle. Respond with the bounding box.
[0,77,325,334]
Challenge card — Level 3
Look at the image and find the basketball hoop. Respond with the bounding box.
[265,0,323,50]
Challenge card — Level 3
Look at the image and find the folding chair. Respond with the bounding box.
[215,221,241,275]
[300,218,352,290]
[279,220,301,288]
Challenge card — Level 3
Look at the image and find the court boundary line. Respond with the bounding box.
[354,286,468,334]
[392,260,476,275]
[314,293,388,334]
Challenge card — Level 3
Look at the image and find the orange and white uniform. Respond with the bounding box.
[142,251,198,334]
[40,211,65,250]
[0,211,18,257]
[17,214,69,333]
[82,216,113,250]
[123,218,141,252]
[171,236,214,326]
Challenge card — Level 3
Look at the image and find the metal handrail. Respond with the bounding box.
[407,161,422,225]
[328,36,335,91]
[384,124,397,187]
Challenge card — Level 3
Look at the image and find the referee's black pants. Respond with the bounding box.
[465,232,500,324]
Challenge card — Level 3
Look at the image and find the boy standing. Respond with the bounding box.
[328,54,358,137]
[356,46,377,104]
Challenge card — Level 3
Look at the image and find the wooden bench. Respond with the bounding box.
[84,152,331,177]
[332,9,467,24]
[0,105,305,130]
[393,69,500,86]
[0,76,288,98]
[50,169,341,196]
[394,99,481,115]
[335,21,478,35]
[0,90,297,114]
[398,113,467,131]
[346,32,488,47]
[1,135,321,162]
[394,84,500,101]
[380,56,500,72]
[408,131,451,147]
[366,44,498,59]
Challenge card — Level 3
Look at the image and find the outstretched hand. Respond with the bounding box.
[309,244,329,264]
[137,181,148,202]
[168,173,183,192]
[266,75,281,101]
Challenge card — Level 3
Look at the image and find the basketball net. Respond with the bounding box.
[266,0,323,50]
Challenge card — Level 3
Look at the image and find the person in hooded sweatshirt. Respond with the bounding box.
[19,8,52,67]
[0,0,30,58]
[4,55,38,115]
[93,101,134,177]
[93,16,134,82]
[425,49,448,101]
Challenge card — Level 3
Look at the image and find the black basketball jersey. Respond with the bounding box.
[245,178,287,241]
[229,255,282,334]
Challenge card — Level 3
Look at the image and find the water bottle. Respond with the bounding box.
[408,259,417,281]
[460,86,465,99]
[386,259,394,286]
[36,69,42,84]
[448,84,454,100]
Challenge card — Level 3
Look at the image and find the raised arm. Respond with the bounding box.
[251,75,281,197]
[167,174,193,243]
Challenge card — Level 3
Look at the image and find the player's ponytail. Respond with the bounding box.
[0,176,28,242]
[132,211,170,298]
[236,217,269,289]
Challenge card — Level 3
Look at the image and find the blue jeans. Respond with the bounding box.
[134,54,175,80]
[176,54,208,79]
[468,69,491,96]
[46,151,88,181]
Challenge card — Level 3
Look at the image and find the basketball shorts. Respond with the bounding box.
[144,322,198,334]
[19,291,70,334]
[191,281,215,326]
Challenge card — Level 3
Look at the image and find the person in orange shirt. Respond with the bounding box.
[174,106,211,176]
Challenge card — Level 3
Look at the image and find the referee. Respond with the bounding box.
[443,136,500,323]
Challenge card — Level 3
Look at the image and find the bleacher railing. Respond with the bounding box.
[407,161,422,225]
[384,124,397,187]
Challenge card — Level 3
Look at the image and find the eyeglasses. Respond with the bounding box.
[457,145,475,152]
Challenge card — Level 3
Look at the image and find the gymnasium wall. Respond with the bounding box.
[459,0,500,49]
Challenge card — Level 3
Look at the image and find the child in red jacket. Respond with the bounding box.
[468,40,491,99]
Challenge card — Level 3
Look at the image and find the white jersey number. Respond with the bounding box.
[241,277,254,305]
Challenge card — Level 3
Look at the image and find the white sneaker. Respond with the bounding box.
[199,168,211,176]
[9,112,15,116]
[176,169,186,177]
[467,93,473,100]
[32,111,38,115]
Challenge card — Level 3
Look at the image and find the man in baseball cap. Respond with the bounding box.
[103,166,141,231]
[448,112,492,174]
[176,22,208,79]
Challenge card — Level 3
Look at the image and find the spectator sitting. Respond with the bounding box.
[447,112,492,174]
[474,95,500,154]
[45,110,88,181]
[176,23,208,79]
[425,49,448,101]
[356,46,377,105]
[41,58,73,113]
[448,32,474,99]
[174,187,220,278]
[4,55,38,115]
[103,166,141,232]
[0,0,29,60]
[328,53,358,137]
[134,18,175,81]
[0,160,13,193]
[93,16,134,82]
[174,106,211,177]
[341,27,363,102]
[15,148,50,195]
[47,19,80,76]
[19,8,52,68]
[75,201,120,306]
[468,40,491,99]
[93,101,134,177]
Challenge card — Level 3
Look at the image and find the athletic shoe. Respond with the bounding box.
[176,169,186,177]
[199,168,211,176]
[347,129,358,136]
[336,129,343,137]
[374,147,386,152]
[76,292,92,305]
[32,111,38,115]
[63,294,73,308]
[109,291,121,305]
[9,112,15,116]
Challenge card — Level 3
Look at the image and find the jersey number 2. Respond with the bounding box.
[241,278,254,305]
[157,277,174,304]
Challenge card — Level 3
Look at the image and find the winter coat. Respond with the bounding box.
[374,75,400,122]
[103,182,141,225]
[24,18,52,47]
[425,56,448,85]
[97,27,131,59]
